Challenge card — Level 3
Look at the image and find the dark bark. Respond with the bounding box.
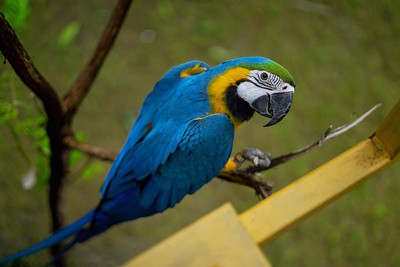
[0,0,134,265]
[63,0,134,120]
[0,14,63,117]
[48,124,70,267]
[64,136,117,161]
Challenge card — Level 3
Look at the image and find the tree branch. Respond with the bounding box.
[64,136,117,161]
[63,0,134,118]
[0,13,64,120]
[217,171,274,199]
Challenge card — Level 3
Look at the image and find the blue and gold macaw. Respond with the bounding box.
[0,56,295,264]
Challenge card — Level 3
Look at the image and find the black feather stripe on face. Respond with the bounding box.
[225,85,254,123]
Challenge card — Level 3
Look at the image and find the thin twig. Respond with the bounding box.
[244,104,381,173]
[323,104,381,142]
[64,136,117,161]
[217,171,273,199]
[63,0,134,118]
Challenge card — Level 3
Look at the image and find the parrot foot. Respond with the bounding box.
[235,147,271,169]
[220,148,273,199]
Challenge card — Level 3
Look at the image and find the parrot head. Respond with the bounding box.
[209,57,295,127]
[236,65,295,127]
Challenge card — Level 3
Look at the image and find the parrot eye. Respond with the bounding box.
[260,72,268,81]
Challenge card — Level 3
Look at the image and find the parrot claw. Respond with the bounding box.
[253,157,259,166]
[235,147,271,168]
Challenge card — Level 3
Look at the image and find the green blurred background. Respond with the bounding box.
[0,0,399,266]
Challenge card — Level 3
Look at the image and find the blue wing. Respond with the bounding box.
[138,114,234,212]
[91,113,234,228]
[101,60,211,198]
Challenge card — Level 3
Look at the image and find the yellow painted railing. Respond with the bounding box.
[123,100,399,267]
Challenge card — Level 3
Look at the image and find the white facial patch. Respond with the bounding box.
[236,81,267,103]
[237,71,295,104]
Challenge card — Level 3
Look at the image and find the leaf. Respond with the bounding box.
[0,102,19,125]
[36,153,50,186]
[75,131,86,142]
[69,150,83,166]
[2,0,31,30]
[35,137,50,157]
[57,21,81,49]
[36,114,46,125]
[82,162,105,180]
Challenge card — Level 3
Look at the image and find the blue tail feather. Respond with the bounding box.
[0,210,95,265]
[43,237,80,267]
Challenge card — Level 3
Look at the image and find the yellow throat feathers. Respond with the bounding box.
[208,67,250,129]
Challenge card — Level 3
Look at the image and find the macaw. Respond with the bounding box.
[0,56,295,264]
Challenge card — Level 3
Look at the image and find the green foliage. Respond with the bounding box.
[69,149,83,166]
[0,0,31,149]
[1,97,51,187]
[16,115,50,156]
[0,101,19,125]
[0,0,31,29]
[68,131,86,167]
[57,21,81,50]
[82,162,105,181]
[0,74,18,126]
[35,153,50,186]
[68,131,105,180]
[0,0,103,187]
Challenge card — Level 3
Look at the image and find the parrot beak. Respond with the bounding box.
[250,91,293,127]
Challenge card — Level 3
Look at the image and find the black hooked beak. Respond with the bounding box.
[250,92,293,127]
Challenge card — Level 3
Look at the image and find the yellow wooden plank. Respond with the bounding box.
[240,136,394,245]
[375,99,400,161]
[123,203,271,267]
